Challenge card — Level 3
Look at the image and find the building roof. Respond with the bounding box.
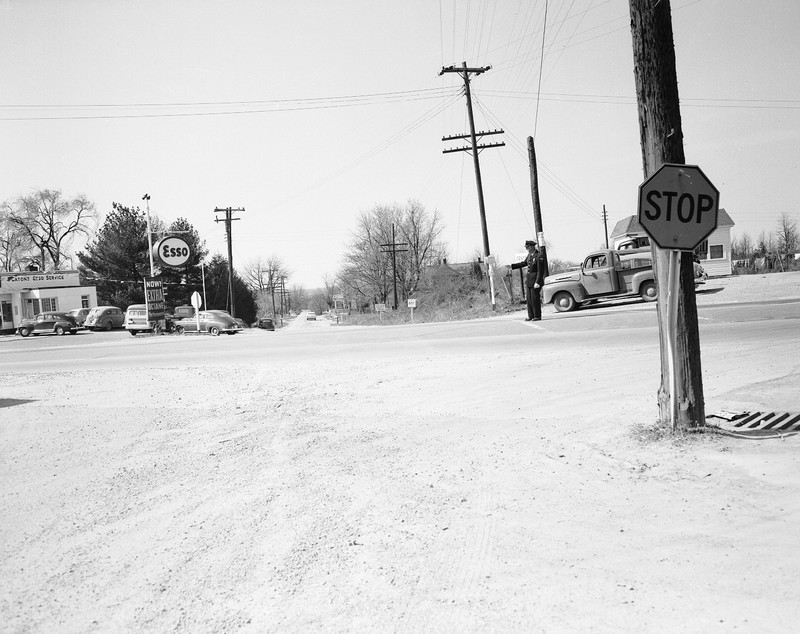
[610,208,734,238]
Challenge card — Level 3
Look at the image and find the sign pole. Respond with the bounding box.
[665,249,681,431]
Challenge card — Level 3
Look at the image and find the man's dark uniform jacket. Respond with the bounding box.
[511,250,545,288]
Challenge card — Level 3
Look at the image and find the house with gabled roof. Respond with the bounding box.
[610,208,736,277]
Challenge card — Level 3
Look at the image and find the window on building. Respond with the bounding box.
[695,240,709,260]
[709,245,724,259]
[41,297,59,312]
[81,295,90,308]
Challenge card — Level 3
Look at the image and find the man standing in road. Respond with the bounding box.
[511,240,544,321]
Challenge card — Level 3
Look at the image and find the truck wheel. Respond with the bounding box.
[553,291,577,312]
[640,280,657,302]
[129,330,138,336]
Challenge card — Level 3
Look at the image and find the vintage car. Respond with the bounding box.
[542,248,656,312]
[124,304,164,336]
[172,310,242,336]
[17,312,79,337]
[66,307,91,326]
[257,317,275,331]
[84,306,125,330]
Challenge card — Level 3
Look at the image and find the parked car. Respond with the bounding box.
[84,306,125,330]
[173,310,242,336]
[17,312,79,337]
[66,307,91,326]
[306,312,317,321]
[207,310,248,329]
[124,304,163,336]
[257,317,275,331]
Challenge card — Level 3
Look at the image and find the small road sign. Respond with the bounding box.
[638,163,719,251]
[191,291,203,310]
[407,299,417,308]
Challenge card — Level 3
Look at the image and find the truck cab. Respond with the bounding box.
[542,248,656,312]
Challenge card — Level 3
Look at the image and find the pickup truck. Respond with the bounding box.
[542,248,656,312]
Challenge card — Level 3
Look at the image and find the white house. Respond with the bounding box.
[0,270,98,332]
[610,208,736,277]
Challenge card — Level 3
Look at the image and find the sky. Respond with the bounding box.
[2,0,798,289]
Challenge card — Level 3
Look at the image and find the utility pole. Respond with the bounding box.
[440,62,504,308]
[630,0,705,429]
[379,223,408,310]
[526,137,549,278]
[214,207,243,318]
[142,194,154,276]
[602,204,610,248]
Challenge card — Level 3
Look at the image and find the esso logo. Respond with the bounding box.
[154,236,192,268]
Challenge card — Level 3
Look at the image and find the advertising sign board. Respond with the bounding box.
[144,277,165,320]
[154,236,193,268]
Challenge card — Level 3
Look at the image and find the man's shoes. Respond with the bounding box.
[532,317,541,321]
[525,318,532,321]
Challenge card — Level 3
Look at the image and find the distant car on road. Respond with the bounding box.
[306,312,316,321]
[257,317,275,331]
[17,312,79,337]
[66,307,91,326]
[84,306,125,331]
[173,311,242,336]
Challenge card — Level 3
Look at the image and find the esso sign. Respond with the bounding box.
[154,236,192,268]
[638,164,719,251]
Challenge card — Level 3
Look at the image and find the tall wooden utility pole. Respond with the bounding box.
[527,137,549,278]
[440,62,505,308]
[380,224,408,310]
[214,206,243,318]
[602,205,610,248]
[629,0,705,429]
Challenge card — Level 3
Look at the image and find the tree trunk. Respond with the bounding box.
[629,0,705,429]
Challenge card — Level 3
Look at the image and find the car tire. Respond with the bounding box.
[640,280,657,302]
[129,330,138,336]
[19,327,30,337]
[175,326,185,335]
[55,326,65,335]
[209,326,220,336]
[104,321,113,331]
[553,291,577,312]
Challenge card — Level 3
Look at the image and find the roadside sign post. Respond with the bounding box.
[191,291,202,332]
[638,163,719,430]
[407,298,417,323]
[375,303,386,322]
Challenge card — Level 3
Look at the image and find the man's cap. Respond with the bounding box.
[525,240,537,247]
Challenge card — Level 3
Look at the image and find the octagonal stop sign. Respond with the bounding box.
[638,164,719,251]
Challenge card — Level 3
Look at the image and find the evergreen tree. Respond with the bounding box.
[77,203,149,307]
[203,254,258,324]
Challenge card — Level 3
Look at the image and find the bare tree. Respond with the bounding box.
[3,189,97,270]
[338,200,446,308]
[774,212,799,263]
[241,255,290,317]
[0,211,32,271]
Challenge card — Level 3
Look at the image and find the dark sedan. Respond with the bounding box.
[17,312,79,337]
[257,317,275,331]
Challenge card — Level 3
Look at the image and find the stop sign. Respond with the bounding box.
[637,163,719,251]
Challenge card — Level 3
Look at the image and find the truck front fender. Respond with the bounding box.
[542,282,586,305]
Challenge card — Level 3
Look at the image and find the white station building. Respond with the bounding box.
[0,270,98,333]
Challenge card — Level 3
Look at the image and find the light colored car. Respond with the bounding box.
[66,307,91,326]
[124,304,161,336]
[306,312,317,321]
[173,310,241,336]
[17,312,79,337]
[84,306,125,331]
